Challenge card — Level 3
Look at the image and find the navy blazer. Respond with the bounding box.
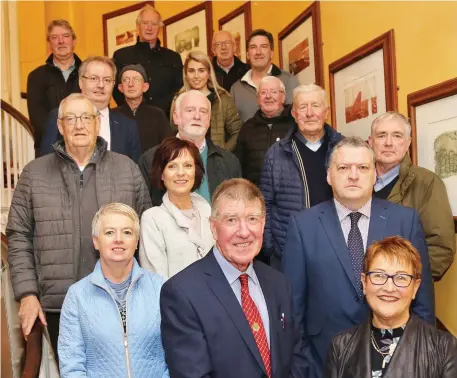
[160,249,307,378]
[280,197,435,378]
[39,108,141,162]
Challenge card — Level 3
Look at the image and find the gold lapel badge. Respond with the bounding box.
[252,322,260,332]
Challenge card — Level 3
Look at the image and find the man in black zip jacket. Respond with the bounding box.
[235,76,294,186]
[27,19,81,156]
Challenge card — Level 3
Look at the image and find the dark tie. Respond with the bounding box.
[348,212,364,297]
[239,274,271,378]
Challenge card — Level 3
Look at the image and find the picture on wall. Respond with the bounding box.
[278,2,324,86]
[163,2,213,63]
[102,1,154,56]
[218,2,252,63]
[407,78,457,224]
[329,30,397,140]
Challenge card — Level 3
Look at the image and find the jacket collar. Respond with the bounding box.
[89,258,144,291]
[212,55,247,71]
[252,104,293,125]
[53,136,108,168]
[280,123,341,151]
[136,38,162,51]
[387,154,415,203]
[206,137,223,157]
[45,53,82,67]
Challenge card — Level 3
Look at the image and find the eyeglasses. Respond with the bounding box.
[366,271,416,288]
[258,89,284,96]
[81,75,114,86]
[121,77,143,84]
[59,114,98,126]
[213,41,233,49]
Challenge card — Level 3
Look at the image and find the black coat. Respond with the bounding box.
[112,40,183,116]
[235,105,295,186]
[114,101,173,153]
[325,314,457,378]
[212,56,249,92]
[138,138,242,205]
[26,54,82,151]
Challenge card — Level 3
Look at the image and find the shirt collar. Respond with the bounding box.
[53,58,76,72]
[99,107,109,118]
[334,197,372,222]
[213,246,258,286]
[294,129,325,148]
[176,133,206,153]
[376,164,401,187]
[241,65,273,89]
[217,59,235,73]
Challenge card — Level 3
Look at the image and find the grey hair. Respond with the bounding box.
[371,111,411,138]
[136,5,164,27]
[57,93,98,119]
[92,203,140,239]
[174,90,212,114]
[79,56,117,81]
[292,84,328,108]
[257,76,285,94]
[328,136,376,168]
[211,178,266,219]
[47,19,76,41]
[212,30,235,45]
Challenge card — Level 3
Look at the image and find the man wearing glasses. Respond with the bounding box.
[211,30,248,92]
[39,56,141,162]
[112,5,182,116]
[7,93,151,360]
[280,136,434,378]
[115,64,173,153]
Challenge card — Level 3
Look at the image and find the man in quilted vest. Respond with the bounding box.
[6,93,151,359]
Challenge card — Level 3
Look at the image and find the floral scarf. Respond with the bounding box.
[371,324,405,377]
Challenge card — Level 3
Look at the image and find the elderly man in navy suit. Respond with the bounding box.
[160,178,306,378]
[39,56,141,162]
[281,136,435,378]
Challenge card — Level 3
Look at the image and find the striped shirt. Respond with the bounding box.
[334,198,372,251]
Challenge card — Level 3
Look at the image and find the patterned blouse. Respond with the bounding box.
[371,324,405,377]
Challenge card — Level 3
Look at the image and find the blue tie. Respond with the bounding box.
[348,212,364,297]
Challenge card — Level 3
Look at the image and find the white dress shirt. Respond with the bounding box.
[98,107,111,150]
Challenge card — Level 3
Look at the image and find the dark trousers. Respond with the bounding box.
[45,312,61,362]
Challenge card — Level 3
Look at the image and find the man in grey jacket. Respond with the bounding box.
[230,29,299,123]
[6,93,151,358]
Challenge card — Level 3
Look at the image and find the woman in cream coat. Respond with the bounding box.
[139,137,214,278]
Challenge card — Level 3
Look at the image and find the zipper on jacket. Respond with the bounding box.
[79,171,84,189]
[291,139,311,209]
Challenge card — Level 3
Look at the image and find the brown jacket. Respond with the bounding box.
[325,314,457,378]
[386,154,455,278]
[171,89,242,151]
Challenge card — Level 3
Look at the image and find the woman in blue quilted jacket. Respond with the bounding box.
[58,203,169,378]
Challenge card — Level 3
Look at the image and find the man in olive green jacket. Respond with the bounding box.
[369,111,455,279]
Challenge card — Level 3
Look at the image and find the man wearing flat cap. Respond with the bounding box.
[115,64,173,153]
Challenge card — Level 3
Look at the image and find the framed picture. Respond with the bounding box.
[218,2,252,63]
[407,78,457,224]
[102,1,154,56]
[329,30,397,140]
[163,2,213,63]
[278,1,324,87]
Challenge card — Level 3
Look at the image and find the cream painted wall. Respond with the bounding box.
[15,0,457,333]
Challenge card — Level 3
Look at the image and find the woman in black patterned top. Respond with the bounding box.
[325,236,457,378]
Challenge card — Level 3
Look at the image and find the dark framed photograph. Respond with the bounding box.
[102,1,154,56]
[163,2,213,62]
[278,1,324,86]
[407,77,457,224]
[218,2,252,63]
[329,29,398,140]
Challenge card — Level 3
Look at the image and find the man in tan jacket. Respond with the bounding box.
[369,111,455,279]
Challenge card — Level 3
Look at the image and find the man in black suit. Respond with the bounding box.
[39,56,141,162]
[160,178,306,378]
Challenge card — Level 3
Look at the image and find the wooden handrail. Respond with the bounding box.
[1,99,34,138]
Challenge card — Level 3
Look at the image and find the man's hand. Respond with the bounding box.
[18,295,47,340]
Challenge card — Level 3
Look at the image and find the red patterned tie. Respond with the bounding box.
[239,274,271,378]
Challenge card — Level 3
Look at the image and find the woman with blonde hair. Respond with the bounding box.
[171,50,241,151]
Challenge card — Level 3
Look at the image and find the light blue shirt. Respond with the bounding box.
[294,130,324,151]
[195,143,211,203]
[54,59,76,82]
[374,164,400,192]
[213,246,271,346]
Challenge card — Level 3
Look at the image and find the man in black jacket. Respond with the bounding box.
[112,5,183,116]
[211,30,249,92]
[27,19,81,156]
[115,64,173,153]
[139,90,241,205]
[235,76,294,186]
